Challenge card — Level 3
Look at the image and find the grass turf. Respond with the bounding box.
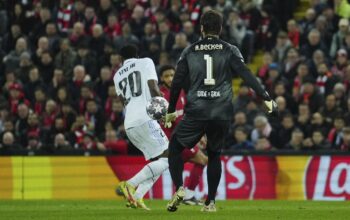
[0,200,349,220]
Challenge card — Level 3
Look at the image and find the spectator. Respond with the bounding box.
[340,127,350,150]
[60,102,76,131]
[4,37,29,71]
[8,83,30,115]
[315,62,339,95]
[263,63,283,94]
[24,66,45,103]
[272,31,292,64]
[257,52,273,81]
[328,116,346,149]
[256,5,279,51]
[82,7,100,35]
[42,99,58,130]
[170,32,189,63]
[276,113,295,148]
[68,65,90,101]
[130,5,147,40]
[309,130,331,150]
[309,112,331,137]
[2,23,23,54]
[282,47,301,81]
[46,117,66,144]
[333,83,347,109]
[0,131,20,153]
[251,115,276,147]
[56,0,73,33]
[156,21,175,52]
[54,38,77,79]
[75,42,98,80]
[38,51,54,84]
[228,126,254,150]
[292,62,311,99]
[319,94,343,124]
[331,49,348,78]
[103,129,128,154]
[84,98,105,137]
[33,36,50,65]
[299,8,316,41]
[300,29,328,59]
[27,132,42,150]
[98,0,115,27]
[69,22,87,49]
[330,18,349,58]
[54,133,71,150]
[308,49,327,78]
[45,22,61,55]
[182,21,199,44]
[16,51,32,84]
[94,66,112,104]
[89,24,107,59]
[296,103,311,136]
[108,99,125,130]
[298,79,324,113]
[273,82,297,114]
[104,14,121,40]
[287,19,300,48]
[79,131,105,151]
[113,22,139,52]
[33,87,47,114]
[286,128,304,150]
[70,0,86,26]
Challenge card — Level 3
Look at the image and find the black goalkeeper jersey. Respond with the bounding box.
[168,36,269,120]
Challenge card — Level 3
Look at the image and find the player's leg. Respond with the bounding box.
[118,121,168,207]
[202,120,230,212]
[182,147,207,205]
[167,118,204,212]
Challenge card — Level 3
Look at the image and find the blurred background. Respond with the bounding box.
[0,0,349,201]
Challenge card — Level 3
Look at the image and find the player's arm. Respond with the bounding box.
[148,80,162,97]
[146,58,162,97]
[229,47,277,113]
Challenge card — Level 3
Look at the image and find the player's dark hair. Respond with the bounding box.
[120,44,138,60]
[200,10,223,35]
[159,65,175,76]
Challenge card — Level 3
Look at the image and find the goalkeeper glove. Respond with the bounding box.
[264,99,278,114]
[261,91,278,114]
[164,112,177,128]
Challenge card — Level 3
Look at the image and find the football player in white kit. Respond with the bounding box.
[114,45,169,210]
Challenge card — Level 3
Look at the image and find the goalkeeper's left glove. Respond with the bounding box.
[264,99,278,114]
[261,91,278,114]
[164,112,177,128]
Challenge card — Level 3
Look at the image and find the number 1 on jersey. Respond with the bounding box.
[204,54,215,85]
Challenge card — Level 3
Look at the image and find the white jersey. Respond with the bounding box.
[113,58,158,129]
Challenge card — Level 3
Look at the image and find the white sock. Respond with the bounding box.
[133,174,161,200]
[184,188,195,200]
[128,158,168,187]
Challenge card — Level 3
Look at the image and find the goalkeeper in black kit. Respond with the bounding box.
[165,10,278,212]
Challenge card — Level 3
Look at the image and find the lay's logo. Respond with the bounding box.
[305,156,350,200]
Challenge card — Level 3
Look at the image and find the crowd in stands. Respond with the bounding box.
[0,0,349,155]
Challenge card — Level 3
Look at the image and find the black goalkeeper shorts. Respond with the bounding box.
[172,116,230,152]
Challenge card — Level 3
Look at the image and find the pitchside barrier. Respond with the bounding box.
[0,150,349,200]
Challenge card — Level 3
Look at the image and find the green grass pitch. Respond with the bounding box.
[0,200,349,220]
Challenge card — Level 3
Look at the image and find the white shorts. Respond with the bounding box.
[126,120,169,160]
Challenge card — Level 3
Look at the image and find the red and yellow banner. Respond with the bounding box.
[0,156,349,200]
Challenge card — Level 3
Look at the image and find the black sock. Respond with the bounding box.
[169,136,185,191]
[206,150,221,205]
